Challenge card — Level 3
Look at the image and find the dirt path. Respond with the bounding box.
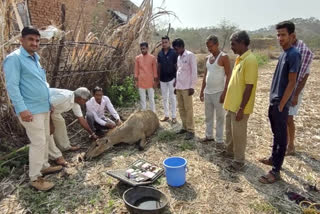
[1,60,319,214]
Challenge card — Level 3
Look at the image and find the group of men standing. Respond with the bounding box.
[3,19,313,191]
[135,37,198,140]
[134,20,313,183]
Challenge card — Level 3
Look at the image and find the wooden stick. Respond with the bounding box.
[10,0,24,31]
[67,119,78,127]
[69,129,84,140]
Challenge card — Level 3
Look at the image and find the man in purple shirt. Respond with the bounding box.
[286,35,313,155]
[172,38,198,140]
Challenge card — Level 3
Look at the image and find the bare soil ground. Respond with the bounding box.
[0,59,319,214]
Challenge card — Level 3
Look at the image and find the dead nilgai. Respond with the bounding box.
[85,110,160,159]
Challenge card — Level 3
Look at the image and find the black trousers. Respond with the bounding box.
[268,104,289,173]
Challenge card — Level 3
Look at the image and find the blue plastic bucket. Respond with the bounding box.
[163,157,187,187]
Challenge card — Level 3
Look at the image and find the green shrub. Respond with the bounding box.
[106,76,139,107]
[253,52,269,66]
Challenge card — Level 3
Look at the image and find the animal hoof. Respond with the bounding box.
[138,146,145,151]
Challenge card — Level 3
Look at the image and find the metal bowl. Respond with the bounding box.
[123,186,168,214]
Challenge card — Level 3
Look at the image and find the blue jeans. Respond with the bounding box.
[268,104,289,173]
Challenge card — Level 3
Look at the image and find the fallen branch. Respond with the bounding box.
[67,119,78,128]
[0,145,28,162]
[69,129,84,140]
[0,154,27,167]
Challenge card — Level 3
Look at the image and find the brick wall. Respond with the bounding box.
[28,0,136,30]
[27,0,137,37]
[28,0,61,29]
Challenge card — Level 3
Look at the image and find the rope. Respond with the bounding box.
[299,201,320,214]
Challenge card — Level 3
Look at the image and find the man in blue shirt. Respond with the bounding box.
[259,21,301,184]
[157,36,178,123]
[3,27,62,191]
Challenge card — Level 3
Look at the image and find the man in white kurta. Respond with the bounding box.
[48,87,98,165]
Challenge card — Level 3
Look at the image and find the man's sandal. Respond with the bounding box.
[259,157,273,166]
[259,172,281,184]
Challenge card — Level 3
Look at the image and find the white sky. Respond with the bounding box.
[131,0,320,30]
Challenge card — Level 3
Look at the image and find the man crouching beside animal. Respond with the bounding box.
[48,86,123,165]
[48,87,99,166]
[86,86,122,137]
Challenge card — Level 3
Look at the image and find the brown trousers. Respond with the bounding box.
[176,89,195,133]
[225,111,250,163]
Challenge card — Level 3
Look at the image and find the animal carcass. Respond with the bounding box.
[85,110,159,159]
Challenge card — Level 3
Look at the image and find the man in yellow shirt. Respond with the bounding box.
[222,31,258,171]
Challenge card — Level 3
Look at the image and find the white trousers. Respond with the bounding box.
[48,135,62,161]
[51,113,71,151]
[204,92,225,142]
[139,88,156,113]
[160,79,176,118]
[19,112,51,181]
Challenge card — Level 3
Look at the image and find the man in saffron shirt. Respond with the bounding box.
[134,42,158,113]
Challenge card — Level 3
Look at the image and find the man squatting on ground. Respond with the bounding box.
[86,86,122,137]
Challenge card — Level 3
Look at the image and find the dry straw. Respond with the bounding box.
[0,0,172,140]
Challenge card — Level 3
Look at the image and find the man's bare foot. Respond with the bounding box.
[160,117,170,122]
[286,147,296,156]
[68,146,81,152]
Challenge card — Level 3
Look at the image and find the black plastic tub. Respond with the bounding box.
[123,186,168,214]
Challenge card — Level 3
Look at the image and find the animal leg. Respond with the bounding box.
[138,133,147,151]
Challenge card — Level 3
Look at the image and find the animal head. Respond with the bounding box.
[85,137,112,160]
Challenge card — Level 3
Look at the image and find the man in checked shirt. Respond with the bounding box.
[286,34,314,155]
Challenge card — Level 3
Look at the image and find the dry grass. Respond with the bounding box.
[0,59,320,213]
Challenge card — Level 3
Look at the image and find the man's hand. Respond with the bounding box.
[20,110,33,122]
[236,108,244,121]
[200,92,204,102]
[219,91,226,103]
[153,78,159,89]
[291,96,298,107]
[90,133,98,140]
[50,105,54,113]
[116,119,122,126]
[278,104,284,112]
[188,88,195,96]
